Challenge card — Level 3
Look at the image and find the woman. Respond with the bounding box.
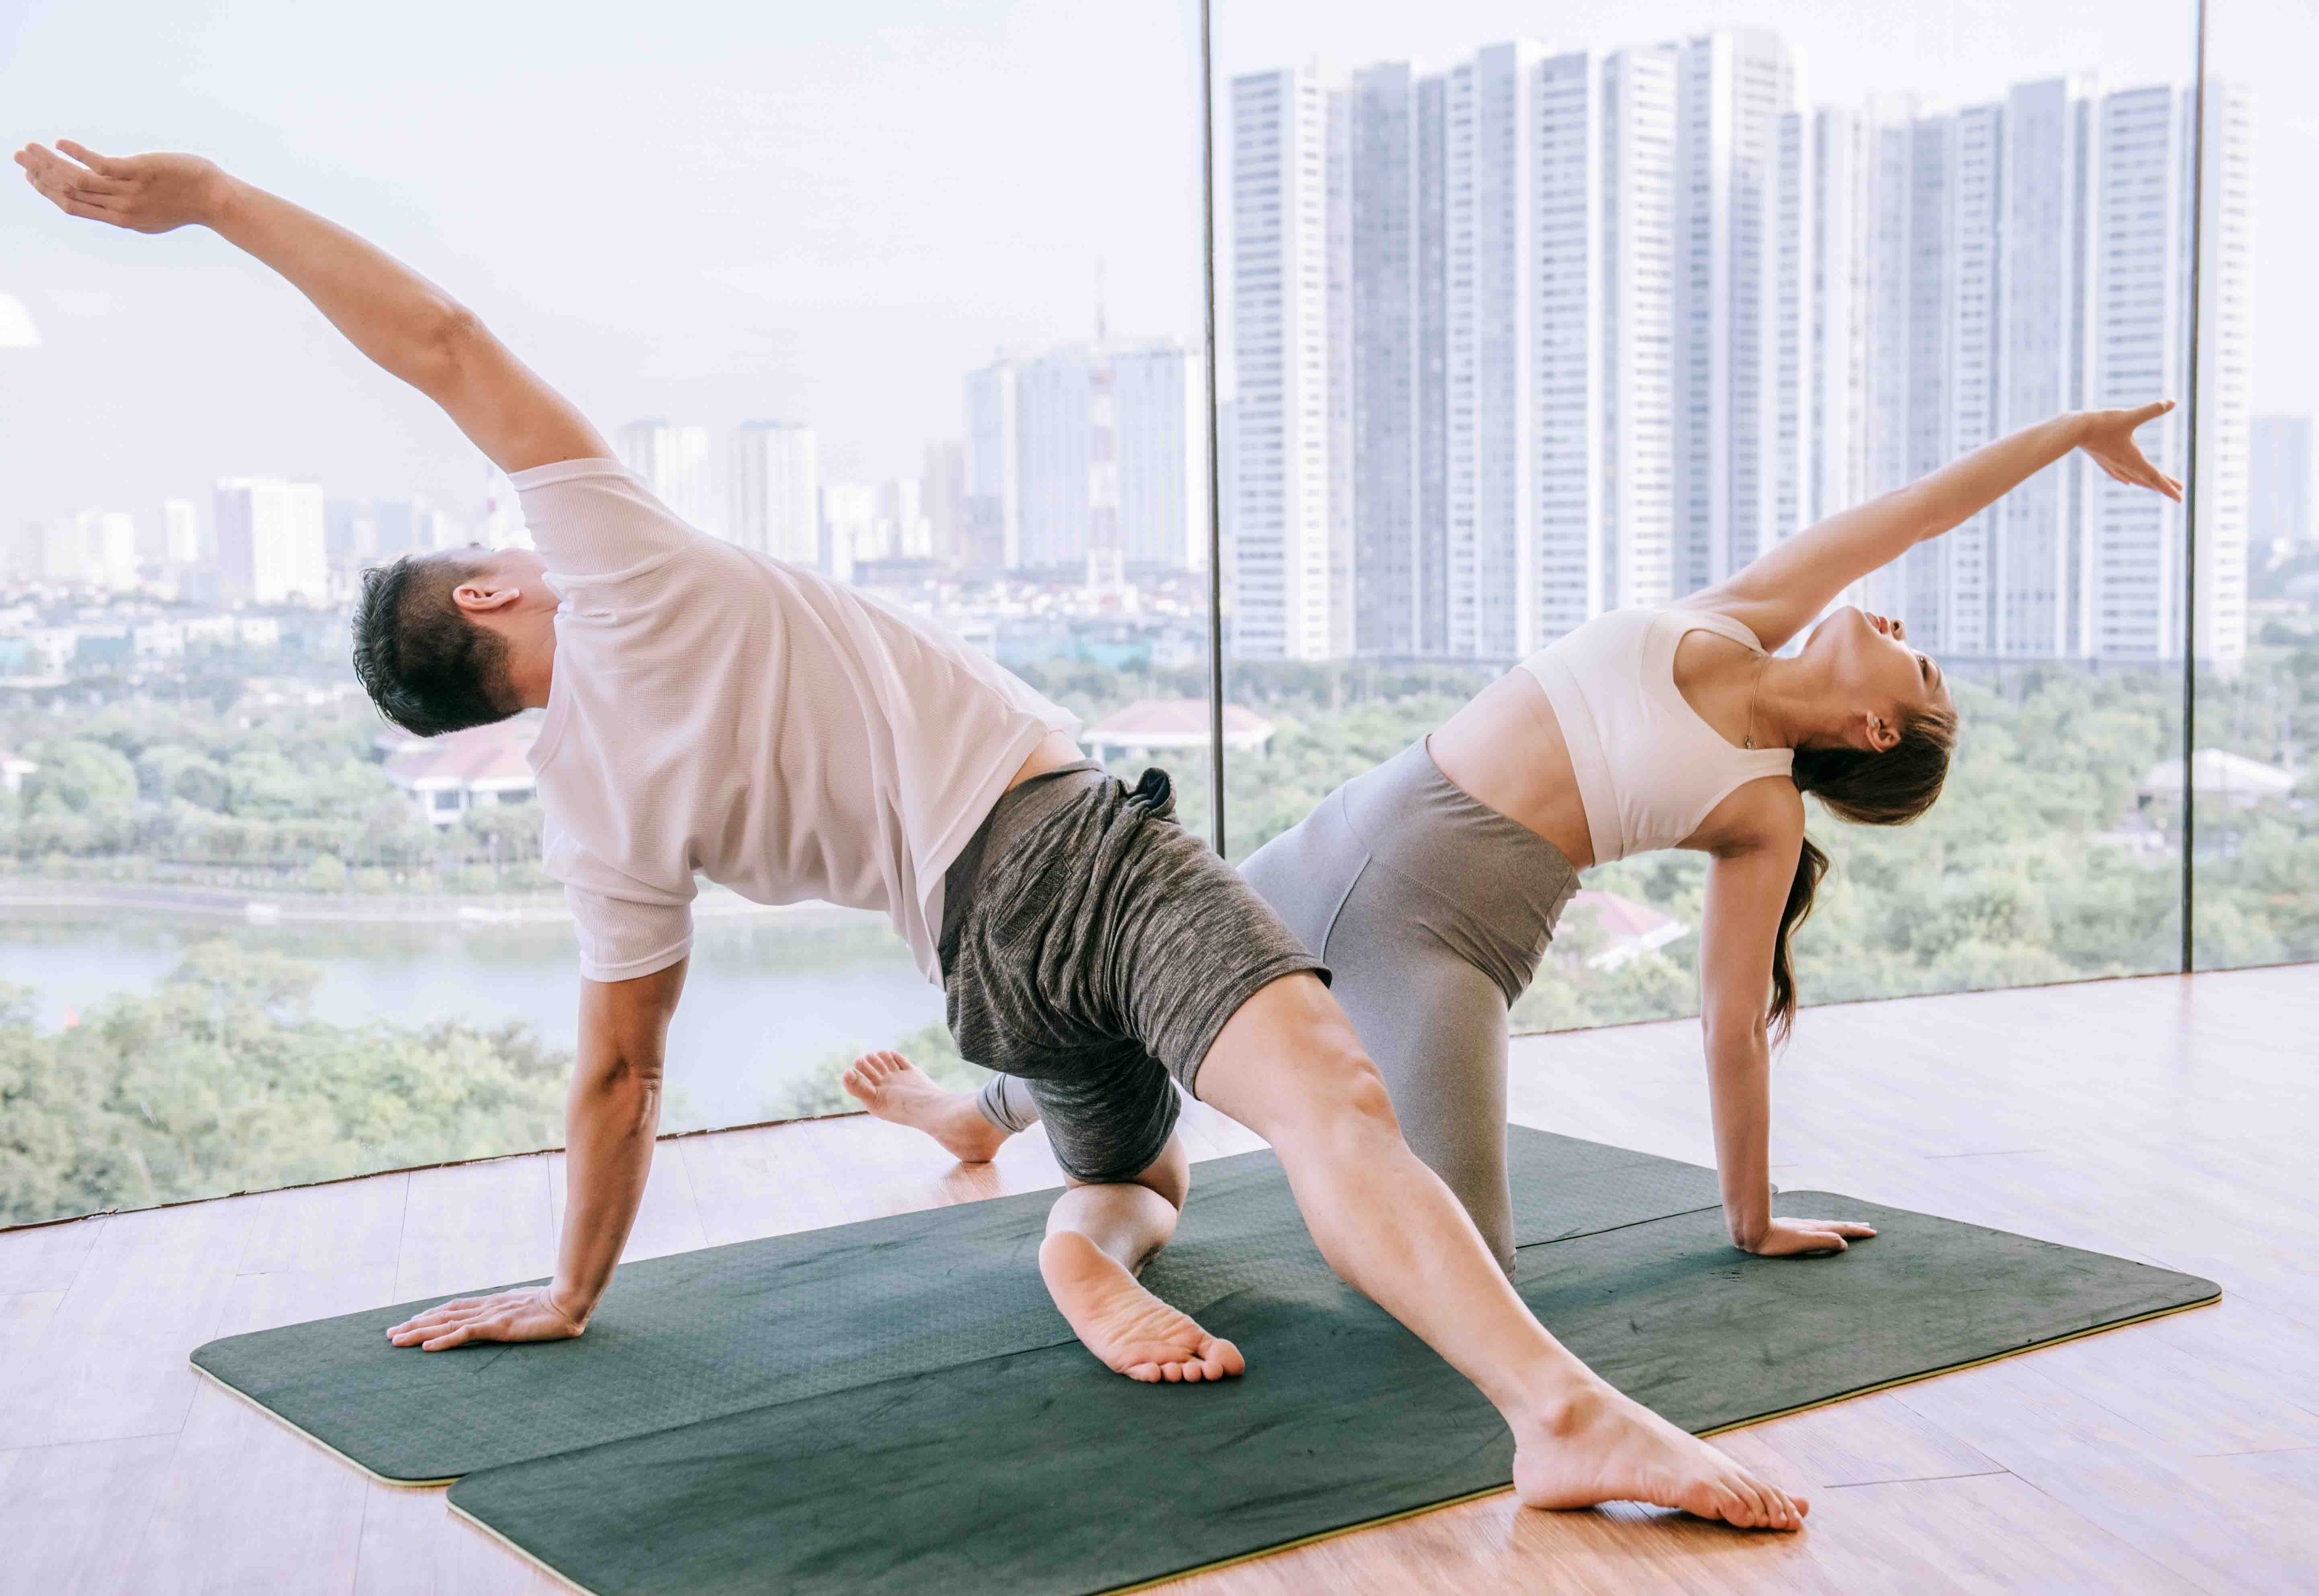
[848,401,2179,1273]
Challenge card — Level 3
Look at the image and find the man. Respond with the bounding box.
[18,138,1805,1530]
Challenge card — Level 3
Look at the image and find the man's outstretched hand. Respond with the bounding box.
[15,140,226,234]
[387,1285,590,1352]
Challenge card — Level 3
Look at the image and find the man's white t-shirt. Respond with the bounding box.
[511,459,1079,984]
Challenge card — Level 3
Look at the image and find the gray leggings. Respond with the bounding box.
[978,739,1577,1269]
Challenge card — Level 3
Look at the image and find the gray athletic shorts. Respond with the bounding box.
[939,762,1325,1186]
[1238,740,1579,1269]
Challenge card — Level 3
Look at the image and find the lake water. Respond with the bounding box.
[0,908,947,1132]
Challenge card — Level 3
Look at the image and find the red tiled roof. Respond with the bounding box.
[1569,890,1676,939]
[383,717,539,789]
[1085,698,1274,740]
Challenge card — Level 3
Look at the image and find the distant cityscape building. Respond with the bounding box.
[214,478,328,605]
[615,421,714,530]
[729,421,820,564]
[921,440,966,567]
[161,497,201,566]
[965,340,1207,584]
[1229,33,2255,666]
[820,482,878,581]
[2251,415,2314,550]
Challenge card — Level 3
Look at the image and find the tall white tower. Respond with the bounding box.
[729,421,820,565]
[1229,65,1344,661]
[214,479,328,605]
[615,421,714,530]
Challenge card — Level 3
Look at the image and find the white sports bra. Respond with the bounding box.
[1519,607,1795,865]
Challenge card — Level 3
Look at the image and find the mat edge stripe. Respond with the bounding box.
[189,1361,460,1490]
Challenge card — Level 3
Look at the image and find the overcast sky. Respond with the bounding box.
[3,0,2311,535]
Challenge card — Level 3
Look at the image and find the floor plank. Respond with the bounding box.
[0,1195,256,1449]
[0,1434,181,1595]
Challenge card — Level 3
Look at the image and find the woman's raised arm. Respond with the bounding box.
[1686,403,2179,653]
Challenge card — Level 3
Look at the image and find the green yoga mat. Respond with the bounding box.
[191,1128,1719,1483]
[192,1130,2218,1596]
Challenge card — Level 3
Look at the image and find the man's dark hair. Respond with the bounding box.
[350,555,519,737]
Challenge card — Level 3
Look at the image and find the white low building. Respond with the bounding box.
[1566,890,1691,970]
[1083,699,1275,765]
[2138,749,2298,812]
[0,747,35,794]
[376,717,543,826]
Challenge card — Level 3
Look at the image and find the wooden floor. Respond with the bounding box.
[3,965,2315,1595]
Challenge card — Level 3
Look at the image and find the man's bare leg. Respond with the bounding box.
[842,1050,1010,1163]
[1037,1134,1244,1383]
[1194,973,1807,1530]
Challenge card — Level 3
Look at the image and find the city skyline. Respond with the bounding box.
[5,0,2317,538]
[1227,32,2260,666]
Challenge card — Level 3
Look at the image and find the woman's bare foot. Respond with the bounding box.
[1039,1231,1246,1383]
[841,1050,1009,1163]
[1512,1380,1808,1531]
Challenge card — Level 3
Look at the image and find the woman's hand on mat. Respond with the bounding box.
[386,1285,591,1352]
[14,141,230,234]
[1739,1217,1878,1258]
[2076,401,2183,502]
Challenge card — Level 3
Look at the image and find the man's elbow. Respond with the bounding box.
[414,304,489,392]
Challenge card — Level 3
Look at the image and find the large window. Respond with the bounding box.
[2,0,2302,1231]
[2193,0,2319,970]
[1209,0,2261,1029]
[0,0,1205,1224]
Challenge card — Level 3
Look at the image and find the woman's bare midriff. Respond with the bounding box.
[1427,674,1598,872]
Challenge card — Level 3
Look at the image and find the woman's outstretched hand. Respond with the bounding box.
[386,1285,590,1352]
[2078,400,2184,502]
[1741,1217,1879,1258]
[14,140,227,234]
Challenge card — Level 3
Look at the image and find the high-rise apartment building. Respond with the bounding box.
[820,483,877,581]
[729,421,820,566]
[1229,32,2252,667]
[214,478,328,605]
[2251,415,2315,550]
[921,440,967,568]
[964,340,1207,583]
[1606,45,1682,612]
[2086,81,2251,664]
[1230,66,1342,660]
[615,421,714,531]
[1673,29,1803,594]
[161,497,201,566]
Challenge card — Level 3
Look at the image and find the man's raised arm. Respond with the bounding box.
[15,139,606,474]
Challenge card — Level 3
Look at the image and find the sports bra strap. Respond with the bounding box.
[1670,608,1769,656]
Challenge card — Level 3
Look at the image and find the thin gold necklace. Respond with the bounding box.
[1743,657,1768,750]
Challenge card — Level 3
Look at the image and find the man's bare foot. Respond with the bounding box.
[1512,1380,1809,1531]
[841,1050,1009,1163]
[1039,1231,1246,1384]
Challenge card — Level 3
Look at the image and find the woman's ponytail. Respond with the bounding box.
[1770,703,1959,1041]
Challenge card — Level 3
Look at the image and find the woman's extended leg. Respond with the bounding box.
[1037,1133,1242,1383]
[1194,971,1805,1530]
